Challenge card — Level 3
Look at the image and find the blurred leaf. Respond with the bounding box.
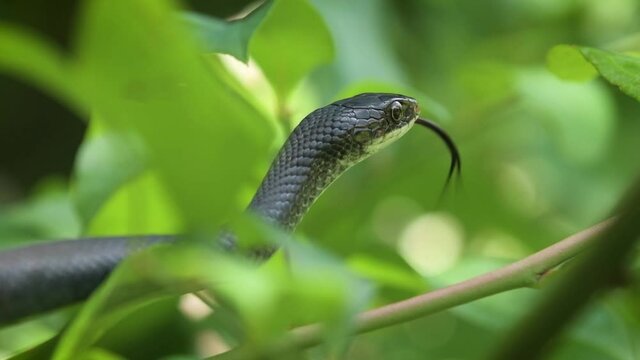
[72,0,273,230]
[347,254,427,293]
[2,334,59,360]
[72,127,148,228]
[51,236,369,359]
[83,349,126,360]
[51,245,243,359]
[183,1,273,62]
[580,47,640,102]
[84,171,182,236]
[250,0,334,99]
[0,24,80,110]
[308,0,408,99]
[517,69,614,165]
[457,61,517,107]
[546,45,598,82]
[0,181,80,246]
[551,302,636,360]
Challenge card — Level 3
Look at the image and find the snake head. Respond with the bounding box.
[335,93,419,151]
[333,93,461,187]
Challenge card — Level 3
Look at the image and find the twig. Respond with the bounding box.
[211,219,614,359]
[490,180,640,360]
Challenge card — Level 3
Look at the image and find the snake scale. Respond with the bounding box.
[0,93,461,325]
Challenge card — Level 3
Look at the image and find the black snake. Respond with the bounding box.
[0,93,461,325]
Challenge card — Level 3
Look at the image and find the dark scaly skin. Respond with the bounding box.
[0,236,173,323]
[0,93,422,324]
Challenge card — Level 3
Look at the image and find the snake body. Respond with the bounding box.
[0,93,460,325]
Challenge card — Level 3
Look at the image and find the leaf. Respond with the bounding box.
[51,235,370,359]
[517,69,614,165]
[546,44,598,82]
[0,181,81,246]
[552,302,636,360]
[84,171,183,236]
[347,254,427,293]
[183,1,274,62]
[580,47,640,102]
[0,24,80,110]
[250,0,334,99]
[3,335,59,360]
[50,245,251,359]
[306,0,409,97]
[72,0,274,230]
[71,127,148,228]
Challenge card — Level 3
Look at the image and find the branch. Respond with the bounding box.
[211,219,613,359]
[490,179,640,360]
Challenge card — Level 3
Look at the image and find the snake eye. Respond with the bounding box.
[390,101,403,121]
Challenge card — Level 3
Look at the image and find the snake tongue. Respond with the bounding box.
[415,118,462,188]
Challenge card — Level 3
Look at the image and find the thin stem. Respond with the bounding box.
[490,179,640,360]
[211,219,613,359]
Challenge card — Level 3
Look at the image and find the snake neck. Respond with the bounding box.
[248,105,364,231]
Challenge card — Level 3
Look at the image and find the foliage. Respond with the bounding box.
[1,0,640,359]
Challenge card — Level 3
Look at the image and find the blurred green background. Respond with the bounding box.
[1,0,640,359]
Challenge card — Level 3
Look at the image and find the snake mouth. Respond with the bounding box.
[415,118,462,187]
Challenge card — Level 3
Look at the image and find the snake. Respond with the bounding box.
[0,93,461,325]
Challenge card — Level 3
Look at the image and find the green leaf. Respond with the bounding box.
[0,24,80,110]
[347,254,427,293]
[553,302,636,360]
[84,171,183,236]
[580,47,640,102]
[3,335,59,360]
[250,0,334,99]
[51,245,250,359]
[52,236,368,359]
[183,1,274,62]
[517,69,614,165]
[546,44,598,82]
[73,0,274,230]
[0,181,81,246]
[71,127,148,228]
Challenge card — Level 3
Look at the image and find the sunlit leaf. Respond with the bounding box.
[250,0,334,99]
[1,332,59,360]
[84,171,182,236]
[0,24,80,110]
[580,47,640,102]
[517,69,614,166]
[51,244,249,359]
[71,126,148,228]
[0,181,80,246]
[183,1,274,62]
[552,302,636,360]
[73,0,273,230]
[546,45,598,82]
[348,254,427,293]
